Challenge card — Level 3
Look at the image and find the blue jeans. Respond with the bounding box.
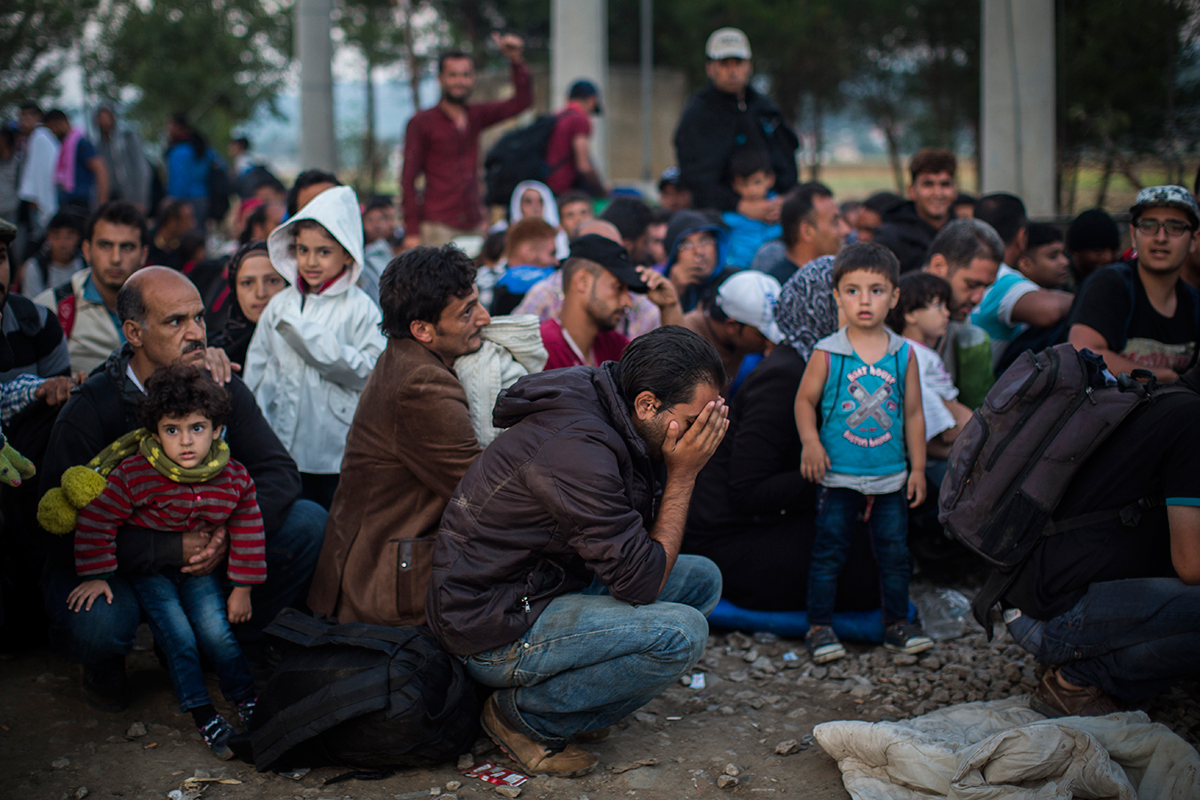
[45,499,327,664]
[808,487,909,627]
[1005,577,1200,703]
[463,554,721,749]
[131,570,255,712]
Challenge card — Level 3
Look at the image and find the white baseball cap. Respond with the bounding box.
[715,271,783,344]
[706,28,752,61]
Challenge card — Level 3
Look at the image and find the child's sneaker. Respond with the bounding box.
[883,623,933,655]
[197,714,236,760]
[805,626,846,664]
[236,696,257,729]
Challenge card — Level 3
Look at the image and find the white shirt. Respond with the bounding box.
[909,338,959,441]
[17,126,60,230]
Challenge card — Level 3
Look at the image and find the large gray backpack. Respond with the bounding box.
[937,344,1177,637]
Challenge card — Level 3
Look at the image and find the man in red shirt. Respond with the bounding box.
[401,33,532,249]
[542,235,680,370]
[545,80,605,197]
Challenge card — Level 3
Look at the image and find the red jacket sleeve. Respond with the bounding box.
[74,467,135,577]
[225,466,267,585]
[473,60,534,129]
[401,113,431,230]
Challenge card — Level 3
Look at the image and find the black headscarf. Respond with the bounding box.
[208,240,274,366]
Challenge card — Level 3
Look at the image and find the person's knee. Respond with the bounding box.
[46,578,140,664]
[685,556,723,615]
[654,604,710,672]
[272,499,326,569]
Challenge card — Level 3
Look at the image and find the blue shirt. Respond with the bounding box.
[971,264,1039,366]
[82,273,126,344]
[59,137,97,206]
[721,210,782,270]
[166,142,210,198]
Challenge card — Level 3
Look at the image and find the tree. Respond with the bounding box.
[85,0,291,150]
[0,0,100,115]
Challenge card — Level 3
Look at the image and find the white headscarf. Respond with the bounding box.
[509,180,569,259]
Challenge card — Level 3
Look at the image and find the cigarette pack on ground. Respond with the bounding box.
[461,761,530,787]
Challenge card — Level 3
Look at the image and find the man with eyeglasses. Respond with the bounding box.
[1069,186,1200,382]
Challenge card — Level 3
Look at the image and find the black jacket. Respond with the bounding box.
[427,362,668,656]
[872,200,941,274]
[673,82,799,212]
[41,344,302,571]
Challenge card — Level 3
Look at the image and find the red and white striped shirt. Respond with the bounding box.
[75,454,267,585]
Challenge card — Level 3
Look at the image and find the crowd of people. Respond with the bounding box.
[0,24,1198,779]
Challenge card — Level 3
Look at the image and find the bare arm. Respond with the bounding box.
[1069,323,1179,381]
[903,348,926,506]
[795,351,829,483]
[1168,505,1200,585]
[927,399,972,459]
[651,398,728,593]
[571,135,593,175]
[1011,289,1074,328]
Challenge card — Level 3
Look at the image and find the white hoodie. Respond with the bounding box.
[509,180,570,259]
[244,186,387,474]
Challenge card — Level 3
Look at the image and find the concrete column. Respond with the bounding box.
[296,0,336,172]
[981,0,1056,218]
[551,0,608,175]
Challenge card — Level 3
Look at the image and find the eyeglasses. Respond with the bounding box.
[1135,218,1195,237]
[677,236,716,254]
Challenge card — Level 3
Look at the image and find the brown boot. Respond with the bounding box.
[1030,669,1121,718]
[481,695,598,777]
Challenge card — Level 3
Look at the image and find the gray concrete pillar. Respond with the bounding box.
[297,0,336,172]
[551,0,608,175]
[981,0,1056,218]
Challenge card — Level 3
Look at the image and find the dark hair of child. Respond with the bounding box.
[831,241,901,290]
[886,272,952,335]
[138,364,232,431]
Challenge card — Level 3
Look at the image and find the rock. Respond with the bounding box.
[727,670,749,683]
[445,781,461,791]
[775,739,800,756]
[634,711,657,724]
[716,775,739,789]
[727,632,754,651]
[930,688,951,704]
[786,706,807,719]
[457,753,476,770]
[724,763,740,777]
[52,758,70,769]
[810,666,828,680]
[719,706,736,716]
[126,722,147,739]
[892,654,919,666]
[750,656,777,674]
[748,697,766,709]
[743,649,760,663]
[919,656,942,670]
[74,788,89,799]
[495,787,521,798]
[849,684,873,698]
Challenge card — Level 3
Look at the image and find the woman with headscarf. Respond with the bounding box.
[207,241,288,366]
[508,180,569,259]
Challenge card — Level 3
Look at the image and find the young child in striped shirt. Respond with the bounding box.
[66,364,265,760]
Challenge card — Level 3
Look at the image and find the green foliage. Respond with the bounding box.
[0,0,100,115]
[86,0,292,149]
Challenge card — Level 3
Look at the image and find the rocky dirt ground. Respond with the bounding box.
[3,584,1198,800]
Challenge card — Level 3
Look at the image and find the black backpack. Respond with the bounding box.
[483,113,563,207]
[248,610,484,772]
[206,150,234,222]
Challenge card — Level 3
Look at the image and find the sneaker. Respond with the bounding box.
[1030,669,1120,718]
[81,657,130,712]
[805,626,846,664]
[883,623,934,655]
[197,714,236,760]
[481,694,598,777]
[236,696,257,729]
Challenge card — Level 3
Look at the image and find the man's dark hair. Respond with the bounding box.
[47,211,83,234]
[478,229,507,265]
[649,206,673,226]
[729,147,773,180]
[558,190,591,216]
[238,204,270,245]
[438,49,473,73]
[286,169,341,216]
[85,200,147,248]
[954,193,977,210]
[44,109,68,124]
[232,136,250,150]
[909,147,957,182]
[924,218,1005,272]
[886,272,951,334]
[1025,222,1063,251]
[19,102,43,117]
[1066,209,1120,254]
[158,198,190,228]
[364,195,394,214]
[116,279,148,326]
[974,193,1028,246]
[601,197,653,243]
[615,325,725,411]
[561,255,602,288]
[781,182,833,248]
[863,191,903,216]
[138,364,231,431]
[178,230,206,264]
[379,244,476,339]
[831,242,900,289]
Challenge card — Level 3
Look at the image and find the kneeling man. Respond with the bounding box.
[427,326,728,776]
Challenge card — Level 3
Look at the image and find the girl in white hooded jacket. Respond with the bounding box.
[243,185,386,509]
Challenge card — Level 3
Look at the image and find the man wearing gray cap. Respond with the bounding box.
[673,28,798,222]
[1068,185,1200,382]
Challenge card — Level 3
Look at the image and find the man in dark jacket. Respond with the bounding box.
[427,326,729,777]
[673,28,798,222]
[40,267,326,711]
[874,147,958,273]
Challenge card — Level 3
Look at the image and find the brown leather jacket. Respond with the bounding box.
[307,338,481,626]
[427,362,668,656]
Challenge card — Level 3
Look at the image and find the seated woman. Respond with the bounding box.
[208,241,288,365]
[682,263,879,614]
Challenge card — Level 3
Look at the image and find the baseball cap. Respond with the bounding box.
[715,271,783,344]
[568,79,603,115]
[1130,185,1200,229]
[706,28,752,61]
[658,166,681,190]
[568,234,650,293]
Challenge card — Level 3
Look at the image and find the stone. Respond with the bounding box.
[634,712,657,724]
[727,632,753,651]
[743,649,760,663]
[445,782,461,791]
[716,775,738,789]
[775,739,800,756]
[849,684,873,698]
[495,787,521,798]
[930,688,951,704]
[126,722,147,739]
[74,788,89,799]
[719,706,736,716]
[724,764,740,777]
[892,654,919,667]
[52,758,70,769]
[810,666,828,680]
[750,657,777,674]
[727,670,749,683]
[786,707,807,719]
[457,753,476,770]
[919,656,942,670]
[748,697,766,709]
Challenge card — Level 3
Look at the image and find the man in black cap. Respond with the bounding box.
[540,234,680,369]
[427,325,729,777]
[545,79,605,196]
